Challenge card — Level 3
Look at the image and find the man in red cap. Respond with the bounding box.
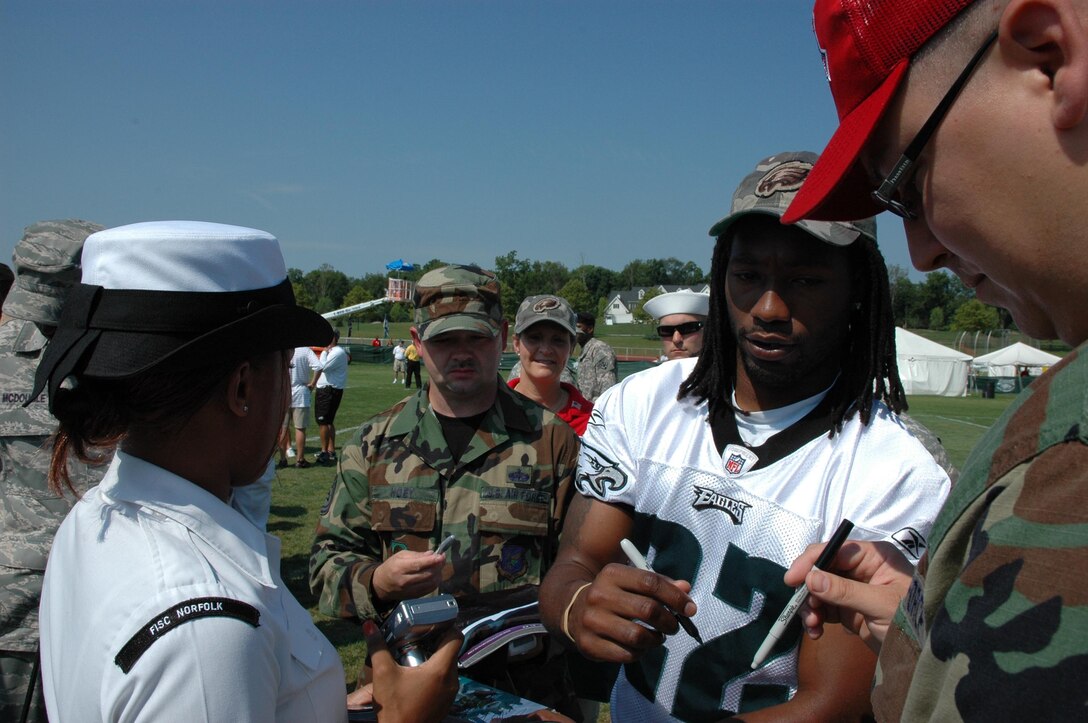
[782,1,1088,720]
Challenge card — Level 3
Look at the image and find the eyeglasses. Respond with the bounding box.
[656,321,704,338]
[871,30,998,220]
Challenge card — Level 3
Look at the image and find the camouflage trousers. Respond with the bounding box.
[1,650,46,723]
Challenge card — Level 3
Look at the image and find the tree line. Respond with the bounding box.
[288,255,1011,334]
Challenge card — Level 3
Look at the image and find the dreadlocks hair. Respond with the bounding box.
[677,218,907,437]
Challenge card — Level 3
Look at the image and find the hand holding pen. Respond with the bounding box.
[781,536,914,654]
[556,542,699,663]
[751,519,854,668]
[434,533,456,555]
[620,539,703,643]
[622,534,705,643]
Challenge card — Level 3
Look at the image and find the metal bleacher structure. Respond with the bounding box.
[322,277,414,364]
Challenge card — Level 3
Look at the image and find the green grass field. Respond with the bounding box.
[270,356,1017,700]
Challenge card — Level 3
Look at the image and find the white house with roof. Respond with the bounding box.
[603,284,711,324]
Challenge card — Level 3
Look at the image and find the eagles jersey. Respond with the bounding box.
[576,359,951,722]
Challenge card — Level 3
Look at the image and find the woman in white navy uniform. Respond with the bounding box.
[32,221,459,722]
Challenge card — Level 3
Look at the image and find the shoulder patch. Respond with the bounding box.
[114,597,260,674]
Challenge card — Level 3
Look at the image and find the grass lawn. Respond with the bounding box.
[901,394,1015,470]
[269,357,1020,704]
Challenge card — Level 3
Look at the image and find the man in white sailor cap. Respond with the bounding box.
[643,289,710,361]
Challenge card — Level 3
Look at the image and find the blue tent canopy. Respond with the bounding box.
[385,259,415,271]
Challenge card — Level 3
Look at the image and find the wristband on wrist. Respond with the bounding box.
[561,581,593,643]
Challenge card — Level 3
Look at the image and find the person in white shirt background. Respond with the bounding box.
[391,339,407,384]
[313,329,350,465]
[282,345,321,468]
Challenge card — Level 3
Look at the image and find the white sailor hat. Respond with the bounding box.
[31,221,332,408]
[642,290,710,321]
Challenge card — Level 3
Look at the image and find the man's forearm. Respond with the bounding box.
[312,552,384,620]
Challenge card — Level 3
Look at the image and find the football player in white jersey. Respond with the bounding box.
[539,151,952,722]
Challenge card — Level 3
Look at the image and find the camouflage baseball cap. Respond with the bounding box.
[3,219,104,325]
[708,151,876,246]
[413,264,504,340]
[514,294,577,336]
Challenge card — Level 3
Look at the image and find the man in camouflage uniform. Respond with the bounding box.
[309,264,580,713]
[0,220,108,723]
[573,312,616,402]
[781,1,1088,719]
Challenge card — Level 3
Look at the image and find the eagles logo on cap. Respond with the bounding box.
[707,150,877,247]
[756,161,812,198]
[514,294,577,336]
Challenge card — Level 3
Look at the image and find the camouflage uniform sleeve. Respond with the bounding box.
[577,340,618,402]
[598,343,617,397]
[0,335,109,651]
[308,426,387,621]
[546,417,581,547]
[877,446,1088,721]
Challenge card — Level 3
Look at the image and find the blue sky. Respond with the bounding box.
[0,0,922,281]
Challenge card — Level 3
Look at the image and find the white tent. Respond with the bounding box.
[895,327,971,397]
[972,342,1061,377]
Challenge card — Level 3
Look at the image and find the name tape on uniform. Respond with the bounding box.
[114,596,260,674]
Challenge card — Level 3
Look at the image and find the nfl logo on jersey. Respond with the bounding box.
[721,444,758,477]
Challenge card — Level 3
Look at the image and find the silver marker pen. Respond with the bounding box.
[750,518,854,669]
[434,534,456,555]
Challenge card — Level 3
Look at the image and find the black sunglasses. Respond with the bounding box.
[871,30,998,220]
[656,321,704,338]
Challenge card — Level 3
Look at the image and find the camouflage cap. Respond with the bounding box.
[514,294,577,337]
[413,264,504,340]
[3,219,104,325]
[708,151,876,246]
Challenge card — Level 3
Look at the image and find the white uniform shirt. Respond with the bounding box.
[40,452,347,723]
[316,345,349,390]
[577,359,951,721]
[230,458,276,532]
[393,344,406,362]
[290,346,320,408]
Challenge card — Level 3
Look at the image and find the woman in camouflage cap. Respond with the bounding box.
[507,294,593,436]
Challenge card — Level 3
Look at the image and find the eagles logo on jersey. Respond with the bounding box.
[575,441,628,500]
[691,485,752,525]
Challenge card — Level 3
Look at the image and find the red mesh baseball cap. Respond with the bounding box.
[783,0,975,223]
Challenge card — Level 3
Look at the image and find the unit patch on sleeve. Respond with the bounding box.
[114,597,261,674]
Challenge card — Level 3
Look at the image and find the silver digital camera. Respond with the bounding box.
[379,594,459,667]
